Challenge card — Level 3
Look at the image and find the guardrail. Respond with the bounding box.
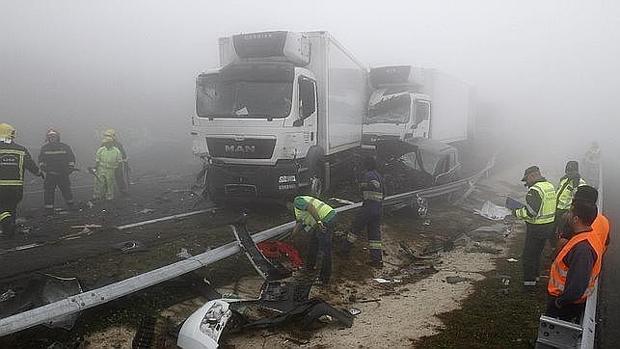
[536,159,603,349]
[0,157,495,337]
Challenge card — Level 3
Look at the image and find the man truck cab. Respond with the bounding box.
[192,31,367,201]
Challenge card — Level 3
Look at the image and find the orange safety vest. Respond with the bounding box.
[548,231,603,303]
[591,213,610,253]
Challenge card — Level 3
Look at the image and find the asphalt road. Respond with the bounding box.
[596,154,619,349]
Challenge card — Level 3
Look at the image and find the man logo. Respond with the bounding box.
[225,145,256,153]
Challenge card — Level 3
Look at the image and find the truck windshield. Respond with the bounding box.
[366,94,411,124]
[196,74,293,119]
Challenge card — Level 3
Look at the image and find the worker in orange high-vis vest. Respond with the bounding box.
[573,185,610,252]
[547,200,603,322]
[556,185,611,254]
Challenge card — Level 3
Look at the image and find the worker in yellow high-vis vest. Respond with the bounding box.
[0,123,42,237]
[289,195,337,285]
[514,166,556,287]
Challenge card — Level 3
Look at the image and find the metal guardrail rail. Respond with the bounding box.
[0,158,495,337]
[536,159,603,349]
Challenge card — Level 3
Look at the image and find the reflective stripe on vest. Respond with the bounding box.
[524,181,556,225]
[294,196,335,232]
[363,190,383,201]
[0,149,25,185]
[547,232,603,303]
[556,177,587,211]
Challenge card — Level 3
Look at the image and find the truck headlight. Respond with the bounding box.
[278,175,297,183]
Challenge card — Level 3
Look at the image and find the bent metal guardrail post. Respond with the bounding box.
[0,157,495,337]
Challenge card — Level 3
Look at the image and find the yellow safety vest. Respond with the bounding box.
[516,181,556,225]
[556,177,586,211]
[294,196,335,232]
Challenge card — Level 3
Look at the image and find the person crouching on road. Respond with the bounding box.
[546,200,602,322]
[0,123,42,237]
[289,195,337,285]
[513,166,557,287]
[93,136,122,201]
[38,129,76,212]
[343,156,384,268]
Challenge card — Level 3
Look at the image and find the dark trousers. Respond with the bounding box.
[306,222,333,283]
[546,297,585,323]
[351,206,382,262]
[115,163,129,194]
[0,186,23,237]
[522,222,556,282]
[44,173,73,207]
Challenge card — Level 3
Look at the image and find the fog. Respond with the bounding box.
[2,0,620,165]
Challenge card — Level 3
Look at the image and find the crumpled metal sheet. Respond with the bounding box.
[474,201,512,220]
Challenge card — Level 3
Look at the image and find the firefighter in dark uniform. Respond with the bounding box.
[38,129,76,211]
[343,156,384,268]
[0,123,42,237]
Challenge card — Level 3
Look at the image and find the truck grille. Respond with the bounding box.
[207,138,276,159]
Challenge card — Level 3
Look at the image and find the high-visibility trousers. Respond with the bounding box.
[93,167,117,200]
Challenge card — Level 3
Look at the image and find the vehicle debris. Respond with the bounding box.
[507,258,519,262]
[176,248,192,259]
[113,240,146,254]
[0,289,16,303]
[474,200,512,220]
[232,216,291,281]
[445,276,469,284]
[348,308,362,316]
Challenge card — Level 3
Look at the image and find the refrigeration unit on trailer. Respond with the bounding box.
[191,31,368,200]
[362,66,473,148]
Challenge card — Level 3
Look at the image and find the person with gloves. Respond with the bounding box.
[38,129,76,211]
[0,123,42,237]
[93,136,122,201]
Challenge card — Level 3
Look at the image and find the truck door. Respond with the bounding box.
[294,76,318,157]
[412,100,431,139]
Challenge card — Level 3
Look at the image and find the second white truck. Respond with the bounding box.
[362,66,473,148]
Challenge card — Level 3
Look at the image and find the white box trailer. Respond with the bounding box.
[412,68,471,143]
[193,31,368,200]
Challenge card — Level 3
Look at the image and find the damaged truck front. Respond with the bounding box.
[192,31,368,201]
[362,65,474,148]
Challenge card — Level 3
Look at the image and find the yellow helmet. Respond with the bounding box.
[103,129,117,138]
[0,123,16,140]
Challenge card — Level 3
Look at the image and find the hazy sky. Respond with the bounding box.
[1,0,619,156]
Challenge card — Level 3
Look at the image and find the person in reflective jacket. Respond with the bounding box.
[93,136,122,201]
[514,166,557,287]
[546,200,602,322]
[343,156,384,268]
[38,129,76,211]
[0,123,42,237]
[555,161,586,228]
[289,195,337,285]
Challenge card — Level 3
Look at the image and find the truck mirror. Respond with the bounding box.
[293,119,304,127]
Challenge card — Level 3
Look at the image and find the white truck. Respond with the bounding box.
[191,31,368,200]
[362,66,473,148]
